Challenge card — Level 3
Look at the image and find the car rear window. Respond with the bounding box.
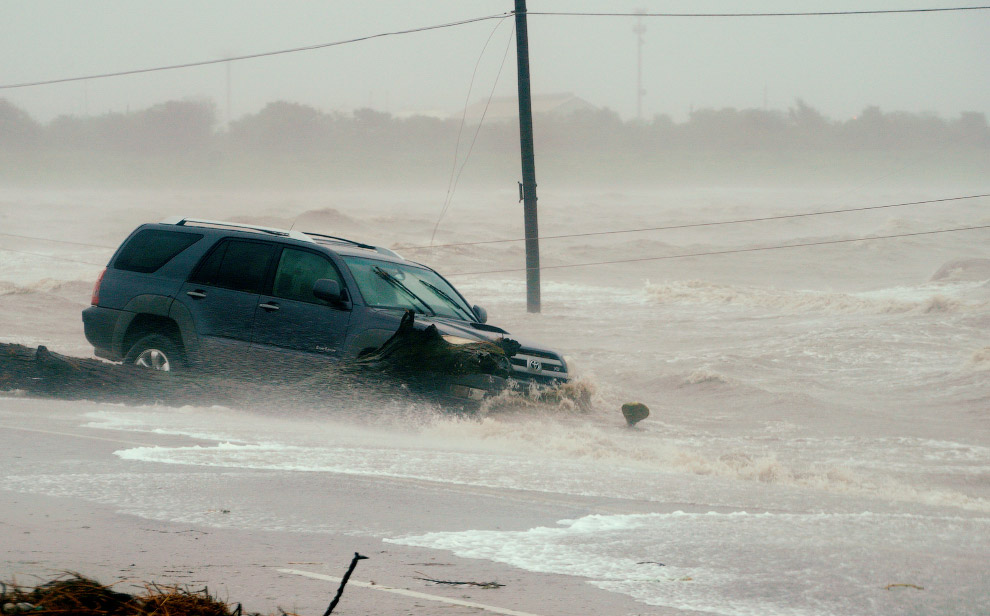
[114,229,203,273]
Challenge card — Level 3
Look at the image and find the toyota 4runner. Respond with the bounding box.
[82,217,568,396]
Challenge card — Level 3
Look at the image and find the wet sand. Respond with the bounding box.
[0,398,671,616]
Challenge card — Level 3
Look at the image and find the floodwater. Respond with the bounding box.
[1,182,988,615]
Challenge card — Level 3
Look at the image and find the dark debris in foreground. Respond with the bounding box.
[1,574,256,616]
[0,311,514,410]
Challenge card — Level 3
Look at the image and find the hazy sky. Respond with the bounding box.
[2,1,988,124]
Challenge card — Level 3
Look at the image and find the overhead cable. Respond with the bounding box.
[444,225,990,276]
[405,193,990,251]
[4,224,987,274]
[431,21,516,245]
[2,193,987,257]
[526,6,990,18]
[0,232,116,249]
[0,247,107,267]
[0,13,511,90]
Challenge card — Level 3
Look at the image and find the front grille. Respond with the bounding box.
[509,349,567,382]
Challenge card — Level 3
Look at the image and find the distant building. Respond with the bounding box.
[459,93,599,123]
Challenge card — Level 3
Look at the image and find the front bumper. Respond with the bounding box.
[445,373,509,401]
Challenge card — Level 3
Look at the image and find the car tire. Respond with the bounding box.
[124,333,184,372]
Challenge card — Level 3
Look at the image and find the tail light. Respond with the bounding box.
[91,268,106,306]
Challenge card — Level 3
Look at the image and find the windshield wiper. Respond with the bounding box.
[421,280,475,321]
[373,266,436,316]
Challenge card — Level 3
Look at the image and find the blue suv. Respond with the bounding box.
[82,218,568,396]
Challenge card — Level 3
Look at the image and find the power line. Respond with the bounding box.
[0,232,116,249]
[0,247,107,267]
[527,6,990,18]
[2,193,986,257]
[432,19,514,245]
[403,193,990,251]
[445,224,990,276]
[0,13,511,90]
[4,223,986,276]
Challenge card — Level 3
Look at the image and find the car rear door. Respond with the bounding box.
[252,246,352,362]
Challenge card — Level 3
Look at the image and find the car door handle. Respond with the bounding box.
[186,289,207,299]
[259,302,280,311]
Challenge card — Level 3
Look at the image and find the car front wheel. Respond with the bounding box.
[124,333,184,372]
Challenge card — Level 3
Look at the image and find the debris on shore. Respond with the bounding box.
[2,554,370,615]
[1,574,253,616]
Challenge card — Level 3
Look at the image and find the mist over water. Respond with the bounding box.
[2,2,988,610]
[1,160,988,615]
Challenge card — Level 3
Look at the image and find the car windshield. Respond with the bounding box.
[342,255,476,321]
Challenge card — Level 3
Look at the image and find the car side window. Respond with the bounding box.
[188,239,276,294]
[271,248,342,305]
[114,229,202,273]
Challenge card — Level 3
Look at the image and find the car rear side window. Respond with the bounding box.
[114,229,202,273]
[189,239,276,294]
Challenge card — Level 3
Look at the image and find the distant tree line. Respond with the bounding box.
[1,97,986,186]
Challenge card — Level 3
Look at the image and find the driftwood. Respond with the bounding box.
[0,311,516,408]
[412,574,505,589]
[0,343,215,405]
[323,553,367,616]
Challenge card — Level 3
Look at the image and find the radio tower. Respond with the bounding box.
[633,9,646,121]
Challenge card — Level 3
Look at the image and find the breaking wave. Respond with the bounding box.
[230,207,363,233]
[644,279,981,314]
[930,258,990,282]
[680,369,733,386]
[970,347,990,371]
[0,278,91,297]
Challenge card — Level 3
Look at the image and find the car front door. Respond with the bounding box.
[176,238,277,369]
[252,246,352,364]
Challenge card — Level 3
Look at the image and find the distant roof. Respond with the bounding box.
[459,93,599,123]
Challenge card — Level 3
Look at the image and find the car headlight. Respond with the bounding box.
[442,334,478,346]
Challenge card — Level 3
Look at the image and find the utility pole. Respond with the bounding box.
[514,0,541,313]
[634,9,646,122]
[226,60,232,127]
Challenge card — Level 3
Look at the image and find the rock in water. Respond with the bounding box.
[622,402,650,426]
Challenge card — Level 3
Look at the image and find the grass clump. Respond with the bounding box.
[1,574,254,616]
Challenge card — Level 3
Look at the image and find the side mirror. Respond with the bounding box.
[472,304,488,323]
[313,278,345,304]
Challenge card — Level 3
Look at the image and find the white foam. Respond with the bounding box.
[108,415,990,513]
[389,511,990,616]
[84,406,251,442]
[0,471,368,535]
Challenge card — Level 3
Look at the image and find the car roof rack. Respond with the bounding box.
[303,231,403,259]
[160,216,313,242]
[159,216,402,258]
